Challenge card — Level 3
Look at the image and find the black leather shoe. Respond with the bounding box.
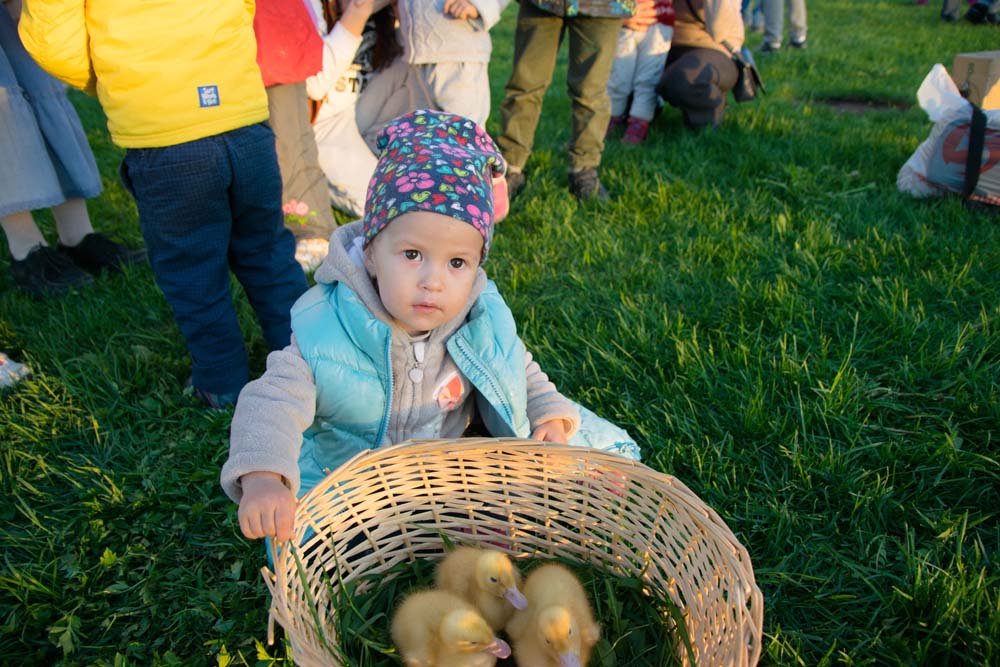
[10,245,94,298]
[58,233,147,275]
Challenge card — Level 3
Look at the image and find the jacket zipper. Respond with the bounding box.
[452,337,514,428]
[375,336,393,445]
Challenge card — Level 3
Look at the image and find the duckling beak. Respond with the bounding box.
[504,587,528,610]
[558,652,581,667]
[486,637,511,659]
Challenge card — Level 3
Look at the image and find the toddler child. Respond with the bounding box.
[221,110,640,541]
[19,0,308,408]
[606,0,675,144]
[395,0,511,126]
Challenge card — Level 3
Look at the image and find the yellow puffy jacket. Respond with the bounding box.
[19,0,268,148]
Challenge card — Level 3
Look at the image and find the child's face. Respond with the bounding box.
[364,211,484,336]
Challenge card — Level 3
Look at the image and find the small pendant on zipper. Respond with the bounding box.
[409,341,426,382]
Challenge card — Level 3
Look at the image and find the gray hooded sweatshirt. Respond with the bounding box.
[221,222,580,502]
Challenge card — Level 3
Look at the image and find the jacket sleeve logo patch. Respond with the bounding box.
[198,85,220,108]
[435,372,465,411]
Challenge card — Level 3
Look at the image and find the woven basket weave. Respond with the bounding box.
[262,438,763,667]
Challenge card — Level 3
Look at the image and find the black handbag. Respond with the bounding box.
[723,40,765,103]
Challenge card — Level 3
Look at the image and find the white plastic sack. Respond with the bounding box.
[897,64,1000,201]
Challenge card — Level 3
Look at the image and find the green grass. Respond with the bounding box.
[1,0,998,664]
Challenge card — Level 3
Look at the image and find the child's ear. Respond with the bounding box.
[363,245,377,277]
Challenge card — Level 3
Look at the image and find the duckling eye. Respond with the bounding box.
[489,576,497,583]
[568,627,573,636]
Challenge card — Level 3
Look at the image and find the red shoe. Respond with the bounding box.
[622,117,651,144]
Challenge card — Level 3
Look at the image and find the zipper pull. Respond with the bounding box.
[409,341,426,382]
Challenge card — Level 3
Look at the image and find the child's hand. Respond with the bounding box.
[532,419,570,444]
[443,0,479,20]
[238,471,297,541]
[338,0,376,36]
[623,0,658,31]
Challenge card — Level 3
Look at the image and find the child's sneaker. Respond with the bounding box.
[605,114,627,137]
[184,376,239,410]
[0,353,31,389]
[622,117,651,144]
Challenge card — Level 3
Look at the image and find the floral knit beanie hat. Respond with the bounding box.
[362,109,507,260]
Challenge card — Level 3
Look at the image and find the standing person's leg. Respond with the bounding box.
[941,0,963,20]
[606,28,639,131]
[120,135,251,402]
[1,212,46,260]
[266,82,337,240]
[564,13,621,198]
[787,0,807,46]
[423,62,491,127]
[497,2,564,176]
[223,122,308,352]
[761,0,784,50]
[623,24,671,144]
[629,24,672,122]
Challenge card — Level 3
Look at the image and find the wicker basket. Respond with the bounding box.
[262,438,763,667]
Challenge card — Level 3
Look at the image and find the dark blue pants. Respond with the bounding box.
[120,123,308,395]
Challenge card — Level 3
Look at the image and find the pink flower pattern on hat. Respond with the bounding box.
[363,110,507,260]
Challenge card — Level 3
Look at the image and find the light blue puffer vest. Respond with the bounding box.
[291,280,640,497]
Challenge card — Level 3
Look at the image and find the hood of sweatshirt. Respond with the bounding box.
[314,221,489,443]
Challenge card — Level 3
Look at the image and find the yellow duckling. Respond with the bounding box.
[436,546,529,630]
[505,563,601,667]
[390,589,512,667]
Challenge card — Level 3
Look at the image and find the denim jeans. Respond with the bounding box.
[498,0,622,172]
[120,122,307,395]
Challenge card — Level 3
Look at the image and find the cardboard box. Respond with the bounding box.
[952,51,1000,110]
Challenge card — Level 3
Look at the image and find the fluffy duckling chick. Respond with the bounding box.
[505,563,601,667]
[436,547,529,630]
[390,589,512,667]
